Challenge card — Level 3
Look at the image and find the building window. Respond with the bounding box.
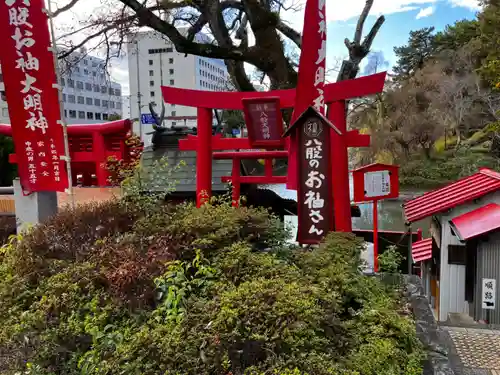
[168,58,173,64]
[86,97,93,105]
[150,80,154,86]
[92,61,98,68]
[87,112,94,120]
[62,93,67,102]
[95,112,101,120]
[78,111,85,119]
[68,79,75,88]
[149,70,154,77]
[150,91,155,97]
[169,79,174,85]
[74,66,80,73]
[77,96,85,104]
[149,59,153,65]
[61,77,65,86]
[102,100,108,108]
[169,69,174,74]
[116,102,122,110]
[108,88,114,95]
[69,110,76,118]
[83,59,88,66]
[92,71,97,77]
[94,98,101,106]
[110,101,115,109]
[116,89,121,96]
[148,48,173,54]
[93,84,99,92]
[68,95,75,103]
[76,81,84,90]
[103,113,108,120]
[64,109,67,117]
[101,86,106,94]
[171,111,176,116]
[448,245,466,265]
[85,83,92,91]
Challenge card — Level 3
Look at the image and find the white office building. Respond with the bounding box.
[127,30,229,147]
[0,49,123,125]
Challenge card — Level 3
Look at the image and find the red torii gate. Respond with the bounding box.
[161,72,386,232]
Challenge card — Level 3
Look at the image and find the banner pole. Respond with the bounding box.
[45,0,75,208]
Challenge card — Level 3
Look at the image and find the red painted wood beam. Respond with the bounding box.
[179,134,252,151]
[180,132,368,151]
[221,176,287,184]
[0,119,132,136]
[329,101,352,232]
[346,130,370,148]
[213,151,288,160]
[161,72,386,110]
[196,107,213,207]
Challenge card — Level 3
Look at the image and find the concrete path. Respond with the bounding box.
[442,325,500,375]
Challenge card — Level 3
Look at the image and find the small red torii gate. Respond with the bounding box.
[161,72,386,232]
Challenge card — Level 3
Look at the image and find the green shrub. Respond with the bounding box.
[433,135,457,153]
[0,174,424,374]
[399,151,500,188]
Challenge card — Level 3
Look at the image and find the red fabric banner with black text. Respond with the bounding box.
[0,0,68,192]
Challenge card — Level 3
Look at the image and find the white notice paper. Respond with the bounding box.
[482,278,496,310]
[364,170,391,198]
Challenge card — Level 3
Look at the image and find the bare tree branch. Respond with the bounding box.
[52,0,80,17]
[339,0,385,81]
[276,21,301,48]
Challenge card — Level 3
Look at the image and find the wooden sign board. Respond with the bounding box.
[352,163,399,202]
[283,106,341,244]
[242,97,284,148]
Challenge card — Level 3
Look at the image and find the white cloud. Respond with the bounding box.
[282,0,438,29]
[416,6,435,19]
[448,0,481,10]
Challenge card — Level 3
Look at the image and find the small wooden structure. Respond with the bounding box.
[404,168,500,323]
[0,120,133,187]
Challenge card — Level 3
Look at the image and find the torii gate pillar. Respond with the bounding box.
[329,100,352,232]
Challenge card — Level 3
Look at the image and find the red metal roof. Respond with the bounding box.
[412,238,433,262]
[450,203,500,241]
[403,168,500,223]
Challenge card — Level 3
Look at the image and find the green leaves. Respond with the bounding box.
[0,190,423,374]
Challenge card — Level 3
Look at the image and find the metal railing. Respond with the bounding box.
[0,187,14,195]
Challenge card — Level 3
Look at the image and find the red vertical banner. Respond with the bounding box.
[287,0,327,190]
[0,0,68,192]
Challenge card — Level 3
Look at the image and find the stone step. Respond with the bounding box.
[447,312,478,325]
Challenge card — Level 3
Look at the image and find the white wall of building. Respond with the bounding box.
[127,30,229,147]
[0,51,123,125]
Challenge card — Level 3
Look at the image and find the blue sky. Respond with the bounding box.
[320,1,479,73]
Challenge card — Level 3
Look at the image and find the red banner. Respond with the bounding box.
[287,0,327,190]
[0,0,68,192]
